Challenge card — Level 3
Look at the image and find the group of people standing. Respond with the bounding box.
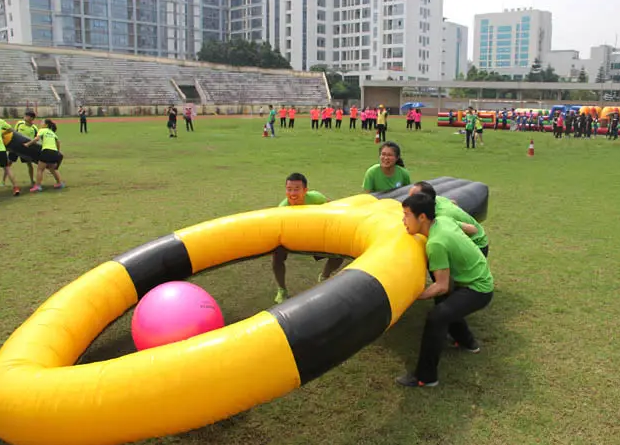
[274,140,494,388]
[552,110,619,140]
[0,111,65,195]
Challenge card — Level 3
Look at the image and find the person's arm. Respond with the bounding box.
[418,269,451,300]
[460,222,478,236]
[24,134,41,146]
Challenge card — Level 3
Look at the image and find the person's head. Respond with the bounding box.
[269,104,273,110]
[408,181,436,199]
[24,110,36,124]
[402,193,436,236]
[285,173,308,205]
[379,141,404,168]
[44,118,57,133]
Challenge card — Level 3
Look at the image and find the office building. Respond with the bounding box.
[473,7,552,79]
[279,0,444,81]
[0,0,227,59]
[441,20,467,80]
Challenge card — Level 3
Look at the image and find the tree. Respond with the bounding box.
[525,58,544,82]
[197,39,292,69]
[309,64,360,100]
[596,65,606,83]
[578,67,588,83]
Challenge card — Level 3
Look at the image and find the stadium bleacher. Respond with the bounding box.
[0,44,330,113]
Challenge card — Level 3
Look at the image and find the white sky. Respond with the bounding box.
[442,0,620,60]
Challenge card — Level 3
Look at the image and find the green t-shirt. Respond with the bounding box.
[15,121,38,139]
[39,128,58,151]
[362,164,411,193]
[435,196,488,248]
[465,114,477,131]
[426,216,494,294]
[0,119,12,152]
[278,190,328,207]
[269,109,276,123]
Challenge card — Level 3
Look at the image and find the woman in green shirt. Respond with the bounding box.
[362,141,411,193]
[24,119,65,192]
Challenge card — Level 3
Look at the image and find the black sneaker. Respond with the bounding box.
[395,372,438,388]
[448,339,481,354]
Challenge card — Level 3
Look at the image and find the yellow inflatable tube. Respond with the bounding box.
[0,196,428,445]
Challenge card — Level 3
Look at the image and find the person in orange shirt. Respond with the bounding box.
[279,106,288,128]
[288,106,296,128]
[320,107,327,128]
[325,106,334,129]
[335,108,343,129]
[349,104,358,129]
[310,106,320,130]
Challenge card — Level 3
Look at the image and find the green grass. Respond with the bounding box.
[2,117,620,445]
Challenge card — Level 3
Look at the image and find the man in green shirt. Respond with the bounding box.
[9,110,39,185]
[396,193,494,388]
[408,181,489,257]
[267,104,276,137]
[273,173,344,303]
[464,107,477,149]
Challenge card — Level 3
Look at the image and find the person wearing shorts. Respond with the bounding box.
[273,172,344,304]
[0,119,20,196]
[166,105,178,138]
[24,119,65,192]
[7,110,39,185]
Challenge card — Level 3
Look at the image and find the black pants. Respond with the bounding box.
[377,124,386,142]
[466,129,476,148]
[415,287,493,383]
[326,118,332,128]
[312,119,319,129]
[335,119,342,128]
[80,120,87,133]
[186,119,194,131]
[415,121,421,130]
[349,118,356,129]
[288,119,295,128]
[407,120,413,129]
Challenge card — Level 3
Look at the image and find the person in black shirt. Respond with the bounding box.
[166,105,178,138]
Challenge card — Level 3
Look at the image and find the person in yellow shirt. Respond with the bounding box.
[24,119,65,192]
[0,119,20,196]
[376,104,388,142]
[5,110,39,185]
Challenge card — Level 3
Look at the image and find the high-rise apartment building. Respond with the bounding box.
[441,20,467,80]
[1,0,445,80]
[473,7,552,79]
[278,0,444,80]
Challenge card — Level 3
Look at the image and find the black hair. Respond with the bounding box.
[402,194,436,220]
[379,141,405,167]
[412,181,436,200]
[286,172,307,187]
[25,110,36,118]
[44,119,57,132]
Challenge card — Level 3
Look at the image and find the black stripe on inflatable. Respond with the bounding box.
[114,234,193,298]
[268,269,392,385]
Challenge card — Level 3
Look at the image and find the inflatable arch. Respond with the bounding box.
[0,177,489,445]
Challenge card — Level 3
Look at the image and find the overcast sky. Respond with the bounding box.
[443,0,620,60]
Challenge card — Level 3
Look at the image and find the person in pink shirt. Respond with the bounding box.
[406,109,414,130]
[320,107,327,128]
[361,108,368,130]
[288,106,296,128]
[335,108,343,129]
[349,105,358,129]
[414,108,422,130]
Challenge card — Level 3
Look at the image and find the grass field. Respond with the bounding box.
[1,116,620,445]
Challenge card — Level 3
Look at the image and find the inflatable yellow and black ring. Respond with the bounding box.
[0,177,488,445]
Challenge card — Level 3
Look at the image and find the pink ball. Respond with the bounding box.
[131,281,224,351]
